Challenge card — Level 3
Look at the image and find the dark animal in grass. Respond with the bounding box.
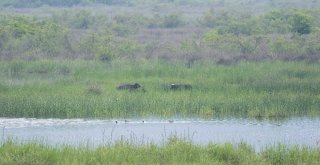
[117,83,141,90]
[170,84,192,90]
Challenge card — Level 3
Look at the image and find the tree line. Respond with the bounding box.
[0,6,319,62]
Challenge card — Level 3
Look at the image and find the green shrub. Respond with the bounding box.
[204,29,258,54]
[0,15,70,57]
[289,11,314,35]
[261,10,292,34]
[270,38,300,56]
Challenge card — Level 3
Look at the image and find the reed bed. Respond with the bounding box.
[0,60,319,119]
[0,138,319,165]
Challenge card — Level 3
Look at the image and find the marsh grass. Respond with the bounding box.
[0,60,320,119]
[0,138,319,165]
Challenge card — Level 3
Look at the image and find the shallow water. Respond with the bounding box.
[0,117,320,150]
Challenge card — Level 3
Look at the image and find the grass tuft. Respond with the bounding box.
[0,138,319,165]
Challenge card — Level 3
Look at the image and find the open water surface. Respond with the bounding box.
[1,117,319,150]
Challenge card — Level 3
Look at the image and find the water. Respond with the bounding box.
[0,117,320,150]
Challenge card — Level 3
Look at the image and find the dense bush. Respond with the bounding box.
[202,9,315,35]
[290,11,314,35]
[0,1,319,62]
[0,16,70,58]
[261,10,292,34]
[204,30,258,54]
[0,15,143,61]
[202,9,319,60]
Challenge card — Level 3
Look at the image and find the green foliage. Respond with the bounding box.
[204,29,258,54]
[221,21,255,35]
[52,10,93,29]
[0,14,145,60]
[0,1,320,61]
[301,31,320,55]
[115,39,143,59]
[202,9,318,58]
[76,32,99,57]
[0,140,319,165]
[261,144,319,165]
[207,143,255,164]
[203,29,219,43]
[72,10,94,29]
[1,60,320,119]
[203,9,315,36]
[270,37,300,55]
[202,9,232,28]
[0,15,70,57]
[74,29,142,62]
[289,11,314,35]
[261,10,292,34]
[94,30,115,62]
[34,21,70,55]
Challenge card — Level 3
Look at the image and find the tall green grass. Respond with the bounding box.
[0,60,320,119]
[0,138,319,165]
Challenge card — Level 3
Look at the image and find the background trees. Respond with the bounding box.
[0,16,70,58]
[0,0,319,62]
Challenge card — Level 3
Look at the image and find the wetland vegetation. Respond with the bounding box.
[1,138,320,165]
[1,60,320,119]
[1,0,320,164]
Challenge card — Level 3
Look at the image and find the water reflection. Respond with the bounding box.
[0,117,319,150]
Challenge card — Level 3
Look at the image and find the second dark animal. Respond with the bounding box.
[117,83,141,90]
[170,84,192,90]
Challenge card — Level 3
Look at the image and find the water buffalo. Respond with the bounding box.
[170,84,192,90]
[117,83,141,90]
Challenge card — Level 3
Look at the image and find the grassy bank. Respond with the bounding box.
[0,60,320,119]
[0,138,319,165]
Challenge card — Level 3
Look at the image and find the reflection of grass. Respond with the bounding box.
[0,60,320,119]
[0,138,319,165]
